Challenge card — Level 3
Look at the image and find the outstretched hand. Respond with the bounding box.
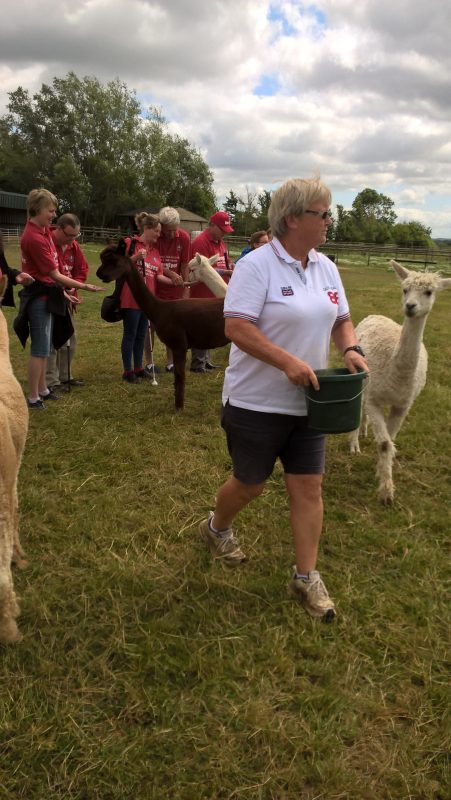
[85,283,105,292]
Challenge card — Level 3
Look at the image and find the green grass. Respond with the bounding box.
[1,244,450,799]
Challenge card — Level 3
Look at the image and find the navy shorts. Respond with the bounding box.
[28,297,53,357]
[221,402,326,485]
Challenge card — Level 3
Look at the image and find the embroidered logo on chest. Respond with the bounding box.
[281,286,294,296]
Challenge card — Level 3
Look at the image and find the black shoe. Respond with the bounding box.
[165,364,174,373]
[39,388,60,401]
[61,378,85,387]
[190,367,207,373]
[205,362,220,370]
[27,398,46,410]
[122,372,139,383]
[145,364,161,375]
[135,369,155,381]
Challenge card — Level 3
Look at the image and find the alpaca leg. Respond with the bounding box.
[349,424,361,454]
[350,390,369,453]
[366,402,396,504]
[376,438,396,505]
[173,349,187,412]
[0,571,21,644]
[386,406,409,442]
[0,500,21,644]
[362,410,369,438]
[12,479,27,569]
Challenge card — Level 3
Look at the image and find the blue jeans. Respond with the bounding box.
[28,296,54,357]
[121,308,149,372]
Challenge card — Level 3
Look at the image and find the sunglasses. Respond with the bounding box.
[304,210,333,220]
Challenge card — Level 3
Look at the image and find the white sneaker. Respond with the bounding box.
[199,512,247,567]
[288,569,336,621]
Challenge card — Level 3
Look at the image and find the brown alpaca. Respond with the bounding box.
[97,243,229,410]
[0,276,29,643]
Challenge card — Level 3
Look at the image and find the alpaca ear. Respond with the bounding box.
[390,259,410,281]
[209,255,220,266]
[195,253,202,265]
[117,238,128,257]
[438,277,451,291]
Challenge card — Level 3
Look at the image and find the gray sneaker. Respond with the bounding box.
[288,569,336,621]
[199,512,247,567]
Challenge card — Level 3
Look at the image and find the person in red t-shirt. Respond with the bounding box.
[155,206,190,372]
[46,213,89,390]
[120,213,173,383]
[189,211,234,373]
[19,189,103,410]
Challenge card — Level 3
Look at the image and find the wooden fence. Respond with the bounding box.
[3,226,451,271]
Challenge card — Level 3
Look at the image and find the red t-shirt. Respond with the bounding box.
[51,233,89,300]
[52,235,89,282]
[189,229,230,298]
[120,237,162,310]
[156,228,191,300]
[20,221,59,285]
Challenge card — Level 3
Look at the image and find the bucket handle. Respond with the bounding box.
[306,386,365,405]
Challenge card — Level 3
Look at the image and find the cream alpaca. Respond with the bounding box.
[349,260,451,504]
[187,253,228,298]
[0,276,29,643]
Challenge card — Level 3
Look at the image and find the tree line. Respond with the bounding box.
[223,186,435,247]
[0,72,435,246]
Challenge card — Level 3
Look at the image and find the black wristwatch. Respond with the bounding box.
[344,345,366,357]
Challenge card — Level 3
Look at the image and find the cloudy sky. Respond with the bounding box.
[1,0,450,236]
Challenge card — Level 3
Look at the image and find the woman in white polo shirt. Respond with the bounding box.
[199,177,368,621]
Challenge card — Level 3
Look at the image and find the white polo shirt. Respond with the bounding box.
[222,238,350,415]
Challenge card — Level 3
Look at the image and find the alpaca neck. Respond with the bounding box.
[125,264,161,323]
[391,314,427,373]
[199,269,227,298]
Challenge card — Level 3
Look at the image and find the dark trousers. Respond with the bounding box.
[121,309,149,372]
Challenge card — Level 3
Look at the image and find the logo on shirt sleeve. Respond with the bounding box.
[281,286,294,296]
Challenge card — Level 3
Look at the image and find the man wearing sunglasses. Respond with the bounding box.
[47,213,88,391]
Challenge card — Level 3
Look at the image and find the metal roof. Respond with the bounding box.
[0,190,28,210]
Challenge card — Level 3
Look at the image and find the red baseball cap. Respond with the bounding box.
[210,211,234,233]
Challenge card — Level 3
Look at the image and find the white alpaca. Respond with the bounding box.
[187,253,228,298]
[349,260,451,504]
[0,276,29,643]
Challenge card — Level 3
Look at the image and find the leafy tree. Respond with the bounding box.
[392,221,435,248]
[223,191,243,227]
[258,190,272,216]
[333,204,362,242]
[351,188,397,225]
[0,73,216,225]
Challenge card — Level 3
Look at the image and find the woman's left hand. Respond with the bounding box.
[344,351,369,374]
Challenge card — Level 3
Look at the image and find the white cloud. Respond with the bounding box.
[0,0,450,236]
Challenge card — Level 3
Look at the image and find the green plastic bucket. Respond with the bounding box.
[305,368,367,433]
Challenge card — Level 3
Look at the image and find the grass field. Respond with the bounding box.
[1,244,450,799]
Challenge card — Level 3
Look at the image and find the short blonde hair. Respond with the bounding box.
[26,188,58,218]
[268,178,331,239]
